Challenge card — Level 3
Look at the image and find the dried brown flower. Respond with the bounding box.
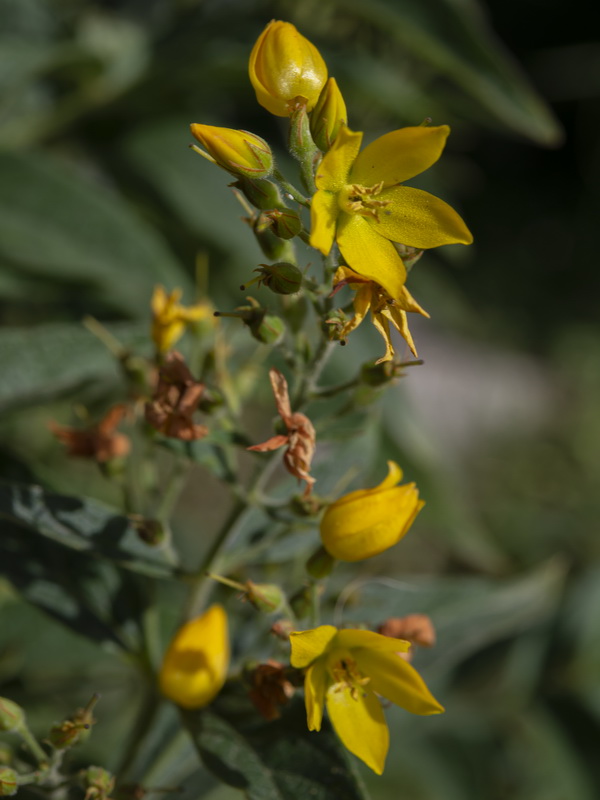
[145,351,208,441]
[377,614,436,648]
[247,368,316,496]
[247,660,295,721]
[49,405,130,463]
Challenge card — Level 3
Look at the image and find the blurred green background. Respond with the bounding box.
[1,0,599,798]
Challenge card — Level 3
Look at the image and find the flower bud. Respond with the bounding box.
[262,209,303,240]
[288,102,320,168]
[243,213,297,262]
[360,359,396,387]
[249,20,328,117]
[251,313,285,345]
[310,78,347,151]
[0,767,17,797]
[320,461,425,562]
[247,262,303,295]
[245,581,286,613]
[81,767,114,800]
[305,545,335,578]
[159,605,229,710]
[0,699,25,734]
[190,125,273,178]
[130,517,168,548]
[231,177,286,211]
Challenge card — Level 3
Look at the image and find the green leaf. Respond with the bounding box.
[0,481,175,578]
[335,0,562,145]
[0,321,146,413]
[184,687,369,800]
[0,151,191,316]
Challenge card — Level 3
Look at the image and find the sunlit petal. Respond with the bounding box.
[335,629,410,653]
[337,213,406,300]
[354,649,444,716]
[309,189,339,255]
[376,460,403,490]
[376,186,474,248]
[314,125,363,192]
[351,126,450,187]
[326,685,389,775]
[380,306,417,357]
[305,661,328,731]
[290,626,338,668]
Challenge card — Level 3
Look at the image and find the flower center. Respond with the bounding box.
[338,182,389,221]
[329,655,370,701]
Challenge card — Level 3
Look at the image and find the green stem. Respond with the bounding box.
[155,457,189,524]
[292,338,336,409]
[311,376,359,399]
[116,687,162,779]
[308,581,320,627]
[273,169,310,207]
[17,725,48,766]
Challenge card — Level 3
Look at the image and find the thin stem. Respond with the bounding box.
[311,376,360,399]
[83,315,126,358]
[308,581,320,627]
[273,169,310,207]
[155,457,189,524]
[17,725,48,766]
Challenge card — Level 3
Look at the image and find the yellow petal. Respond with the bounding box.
[309,189,339,255]
[305,660,328,731]
[158,605,229,710]
[377,460,403,490]
[350,125,450,187]
[320,483,424,562]
[335,628,410,654]
[370,311,395,364]
[326,684,389,775]
[337,213,406,300]
[290,625,338,668]
[314,124,363,192]
[376,186,474,248]
[339,283,373,339]
[379,306,417,358]
[353,649,444,716]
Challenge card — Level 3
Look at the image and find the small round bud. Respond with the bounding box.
[262,209,303,240]
[305,545,335,579]
[232,177,286,211]
[0,767,18,797]
[250,314,285,345]
[245,581,286,614]
[0,699,25,734]
[360,360,396,387]
[130,518,168,548]
[256,262,303,295]
[81,767,114,800]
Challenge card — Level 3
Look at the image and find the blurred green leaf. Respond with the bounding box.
[184,688,368,800]
[334,0,562,144]
[0,321,146,413]
[0,481,176,577]
[0,151,191,315]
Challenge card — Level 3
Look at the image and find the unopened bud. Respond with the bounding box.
[130,517,168,548]
[0,700,25,734]
[0,767,17,797]
[306,545,335,579]
[322,308,348,342]
[190,125,273,179]
[232,177,286,211]
[246,581,286,614]
[310,78,347,151]
[243,262,302,296]
[261,209,303,240]
[81,767,114,800]
[360,359,396,387]
[288,103,320,170]
[244,214,297,262]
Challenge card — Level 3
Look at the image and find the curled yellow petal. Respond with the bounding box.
[305,660,328,731]
[290,625,338,668]
[159,605,229,709]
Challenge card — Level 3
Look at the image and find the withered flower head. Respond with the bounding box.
[247,368,316,496]
[377,614,436,662]
[49,405,130,463]
[145,351,208,441]
[246,659,295,721]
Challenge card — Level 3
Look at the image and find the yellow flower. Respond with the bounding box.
[310,124,473,301]
[334,265,429,362]
[290,625,443,774]
[151,285,211,354]
[159,605,229,709]
[310,77,347,151]
[190,124,273,178]
[320,461,424,561]
[249,20,328,117]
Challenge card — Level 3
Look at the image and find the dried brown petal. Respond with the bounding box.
[377,614,436,648]
[49,404,131,463]
[145,351,208,441]
[247,660,295,721]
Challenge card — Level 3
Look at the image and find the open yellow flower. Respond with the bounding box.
[310,124,473,300]
[333,265,429,362]
[249,20,327,117]
[290,625,443,774]
[159,605,229,709]
[151,285,212,354]
[320,461,424,561]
